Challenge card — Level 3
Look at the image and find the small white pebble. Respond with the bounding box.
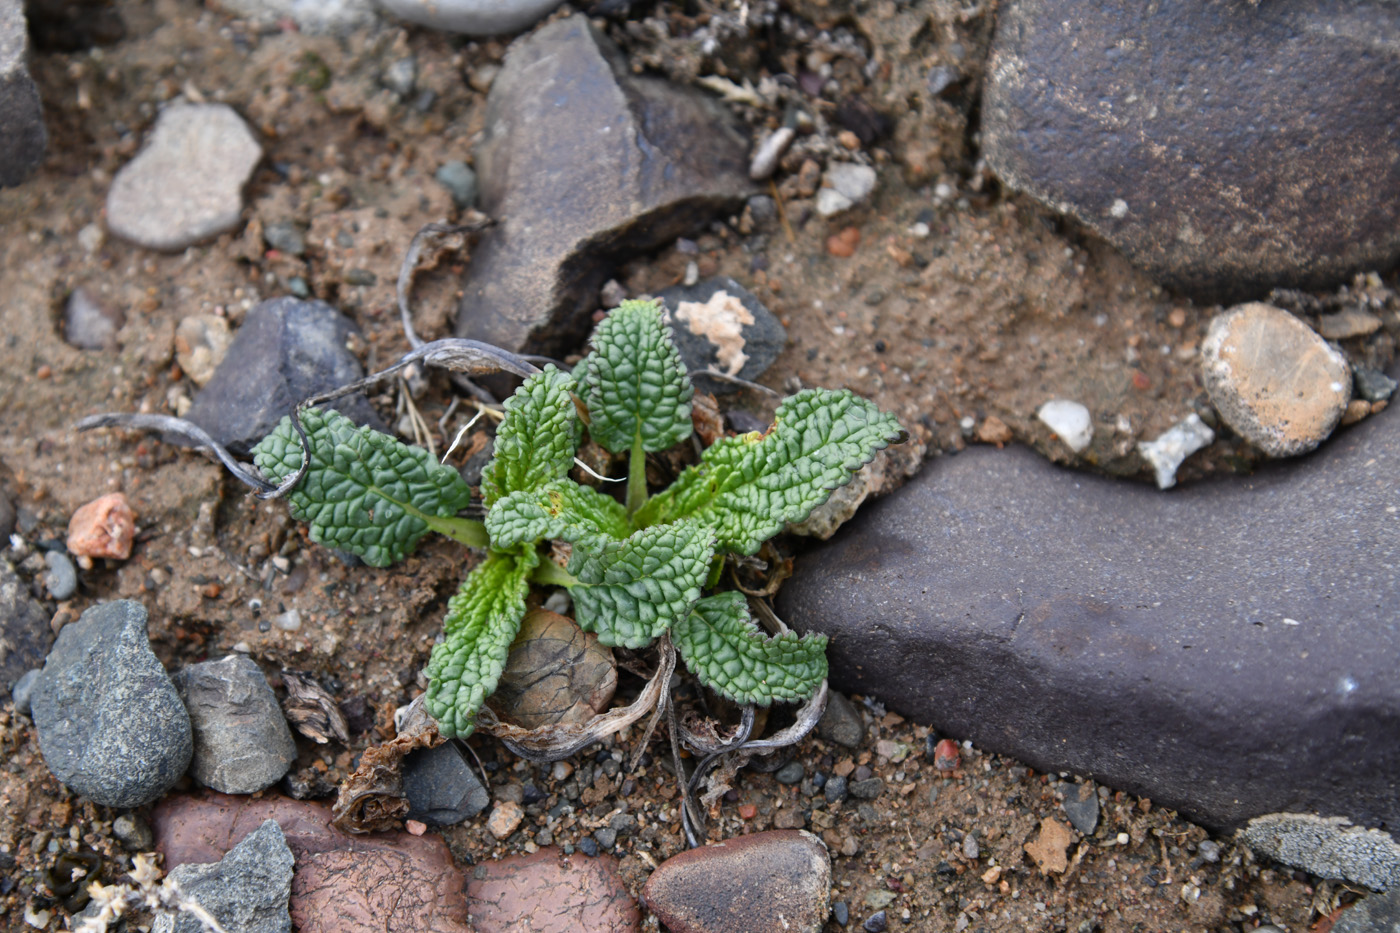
[1116,832,1130,845]
[1037,399,1094,453]
[908,221,930,238]
[275,609,302,631]
[1110,198,1129,218]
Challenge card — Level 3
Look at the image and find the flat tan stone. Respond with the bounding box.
[1201,303,1351,457]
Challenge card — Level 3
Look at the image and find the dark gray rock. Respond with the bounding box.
[1061,782,1100,836]
[655,277,786,395]
[1357,366,1399,403]
[31,600,192,807]
[848,778,884,801]
[62,286,125,350]
[774,761,805,785]
[1,559,52,700]
[1334,887,1400,933]
[262,221,305,257]
[778,396,1400,831]
[11,667,38,715]
[112,812,154,851]
[823,774,848,805]
[817,690,865,749]
[0,0,46,187]
[106,103,262,251]
[173,655,297,795]
[455,15,752,361]
[0,490,14,539]
[153,819,293,933]
[181,296,382,456]
[403,741,490,827]
[982,0,1400,302]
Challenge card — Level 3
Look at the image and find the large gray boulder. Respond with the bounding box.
[982,0,1400,301]
[32,601,193,807]
[0,0,46,186]
[778,396,1400,831]
[455,15,752,360]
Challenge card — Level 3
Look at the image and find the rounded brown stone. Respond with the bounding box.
[1202,303,1351,457]
[487,608,616,729]
[641,830,831,933]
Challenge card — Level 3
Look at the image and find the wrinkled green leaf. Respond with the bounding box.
[634,388,906,554]
[568,519,712,649]
[480,366,582,507]
[423,548,538,738]
[485,479,631,550]
[252,407,474,567]
[673,591,828,705]
[581,299,694,455]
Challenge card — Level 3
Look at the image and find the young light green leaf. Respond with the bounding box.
[252,407,475,567]
[480,365,582,506]
[634,387,906,554]
[672,591,828,705]
[580,299,694,455]
[423,548,539,738]
[485,478,631,550]
[568,519,713,649]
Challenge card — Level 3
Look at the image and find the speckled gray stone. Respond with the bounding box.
[1239,814,1400,892]
[106,103,262,251]
[152,819,293,933]
[1334,886,1400,933]
[174,655,297,795]
[32,600,192,807]
[778,394,1400,831]
[982,0,1400,301]
[0,0,46,187]
[376,0,563,36]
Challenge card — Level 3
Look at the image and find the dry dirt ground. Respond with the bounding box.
[1,0,1393,930]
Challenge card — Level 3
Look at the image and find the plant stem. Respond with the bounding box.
[626,433,648,517]
[424,515,490,550]
[532,560,578,588]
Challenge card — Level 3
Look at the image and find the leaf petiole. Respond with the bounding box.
[531,559,579,588]
[424,515,490,550]
[626,433,648,517]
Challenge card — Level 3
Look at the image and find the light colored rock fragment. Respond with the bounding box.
[1239,813,1400,892]
[175,315,233,387]
[1201,303,1351,457]
[210,0,376,32]
[675,290,754,377]
[1037,399,1093,452]
[375,0,564,36]
[107,103,263,251]
[1137,413,1215,490]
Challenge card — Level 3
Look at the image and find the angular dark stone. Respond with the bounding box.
[455,15,752,360]
[402,742,489,828]
[655,277,787,396]
[181,297,383,456]
[982,0,1400,302]
[174,655,298,795]
[642,830,830,933]
[31,600,192,807]
[153,819,293,933]
[1061,782,1100,836]
[778,398,1400,831]
[1,559,51,699]
[0,0,46,187]
[817,690,865,749]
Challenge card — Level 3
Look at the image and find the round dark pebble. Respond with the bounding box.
[812,771,827,790]
[578,837,599,857]
[936,861,956,876]
[923,733,942,764]
[775,761,805,785]
[522,783,546,805]
[864,909,888,932]
[832,901,850,926]
[824,774,849,804]
[594,828,617,850]
[854,764,873,782]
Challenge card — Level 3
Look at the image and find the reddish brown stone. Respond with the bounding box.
[66,492,137,560]
[641,830,830,933]
[465,848,640,933]
[153,792,473,933]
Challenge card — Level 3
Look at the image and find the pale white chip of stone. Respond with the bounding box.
[106,103,263,252]
[825,163,877,202]
[212,0,376,31]
[1137,413,1215,490]
[815,187,855,217]
[375,0,563,35]
[1037,399,1094,452]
